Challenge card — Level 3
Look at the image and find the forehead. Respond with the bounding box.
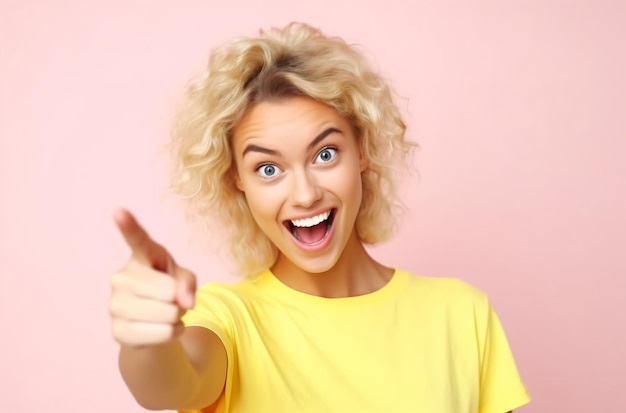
[232,97,351,147]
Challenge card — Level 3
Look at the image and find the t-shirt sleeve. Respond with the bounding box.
[180,283,237,413]
[183,284,234,337]
[477,300,531,413]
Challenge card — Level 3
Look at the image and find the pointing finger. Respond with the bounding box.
[114,209,152,252]
[113,208,173,272]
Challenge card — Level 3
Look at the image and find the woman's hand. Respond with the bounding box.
[109,209,197,347]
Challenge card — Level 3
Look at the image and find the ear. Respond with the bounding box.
[229,166,244,192]
[235,175,244,191]
[359,145,368,173]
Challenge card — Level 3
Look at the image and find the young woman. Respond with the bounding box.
[110,23,530,413]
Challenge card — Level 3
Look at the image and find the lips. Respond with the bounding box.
[284,209,336,245]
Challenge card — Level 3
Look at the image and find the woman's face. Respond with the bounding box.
[232,96,367,274]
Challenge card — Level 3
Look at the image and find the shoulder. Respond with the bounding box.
[193,270,275,309]
[395,269,491,312]
[183,275,265,336]
[194,278,255,305]
[398,269,487,299]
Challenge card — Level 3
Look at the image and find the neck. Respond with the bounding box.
[270,231,393,298]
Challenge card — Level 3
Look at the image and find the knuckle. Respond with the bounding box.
[111,320,130,342]
[108,295,134,320]
[108,298,121,317]
[110,271,129,291]
[160,277,178,302]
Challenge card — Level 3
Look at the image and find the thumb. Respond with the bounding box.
[174,267,197,310]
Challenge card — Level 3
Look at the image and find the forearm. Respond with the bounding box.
[119,340,201,410]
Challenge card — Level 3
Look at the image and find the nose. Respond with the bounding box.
[289,169,322,208]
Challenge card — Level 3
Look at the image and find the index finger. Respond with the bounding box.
[113,208,176,273]
[113,208,154,255]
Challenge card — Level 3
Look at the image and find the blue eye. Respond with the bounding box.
[256,164,281,178]
[315,147,337,163]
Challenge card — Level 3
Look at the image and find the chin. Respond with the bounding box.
[278,251,340,276]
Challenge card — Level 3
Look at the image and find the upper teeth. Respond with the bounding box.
[291,211,331,228]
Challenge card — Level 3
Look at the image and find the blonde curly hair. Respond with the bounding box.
[171,22,416,277]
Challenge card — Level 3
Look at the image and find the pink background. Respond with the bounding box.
[1,1,624,411]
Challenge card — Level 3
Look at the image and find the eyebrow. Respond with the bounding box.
[241,127,342,157]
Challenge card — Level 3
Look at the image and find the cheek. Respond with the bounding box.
[348,174,364,204]
[242,184,282,225]
[332,163,363,200]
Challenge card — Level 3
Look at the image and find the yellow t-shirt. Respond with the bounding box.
[181,269,530,413]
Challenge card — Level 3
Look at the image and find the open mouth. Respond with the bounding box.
[284,209,336,245]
